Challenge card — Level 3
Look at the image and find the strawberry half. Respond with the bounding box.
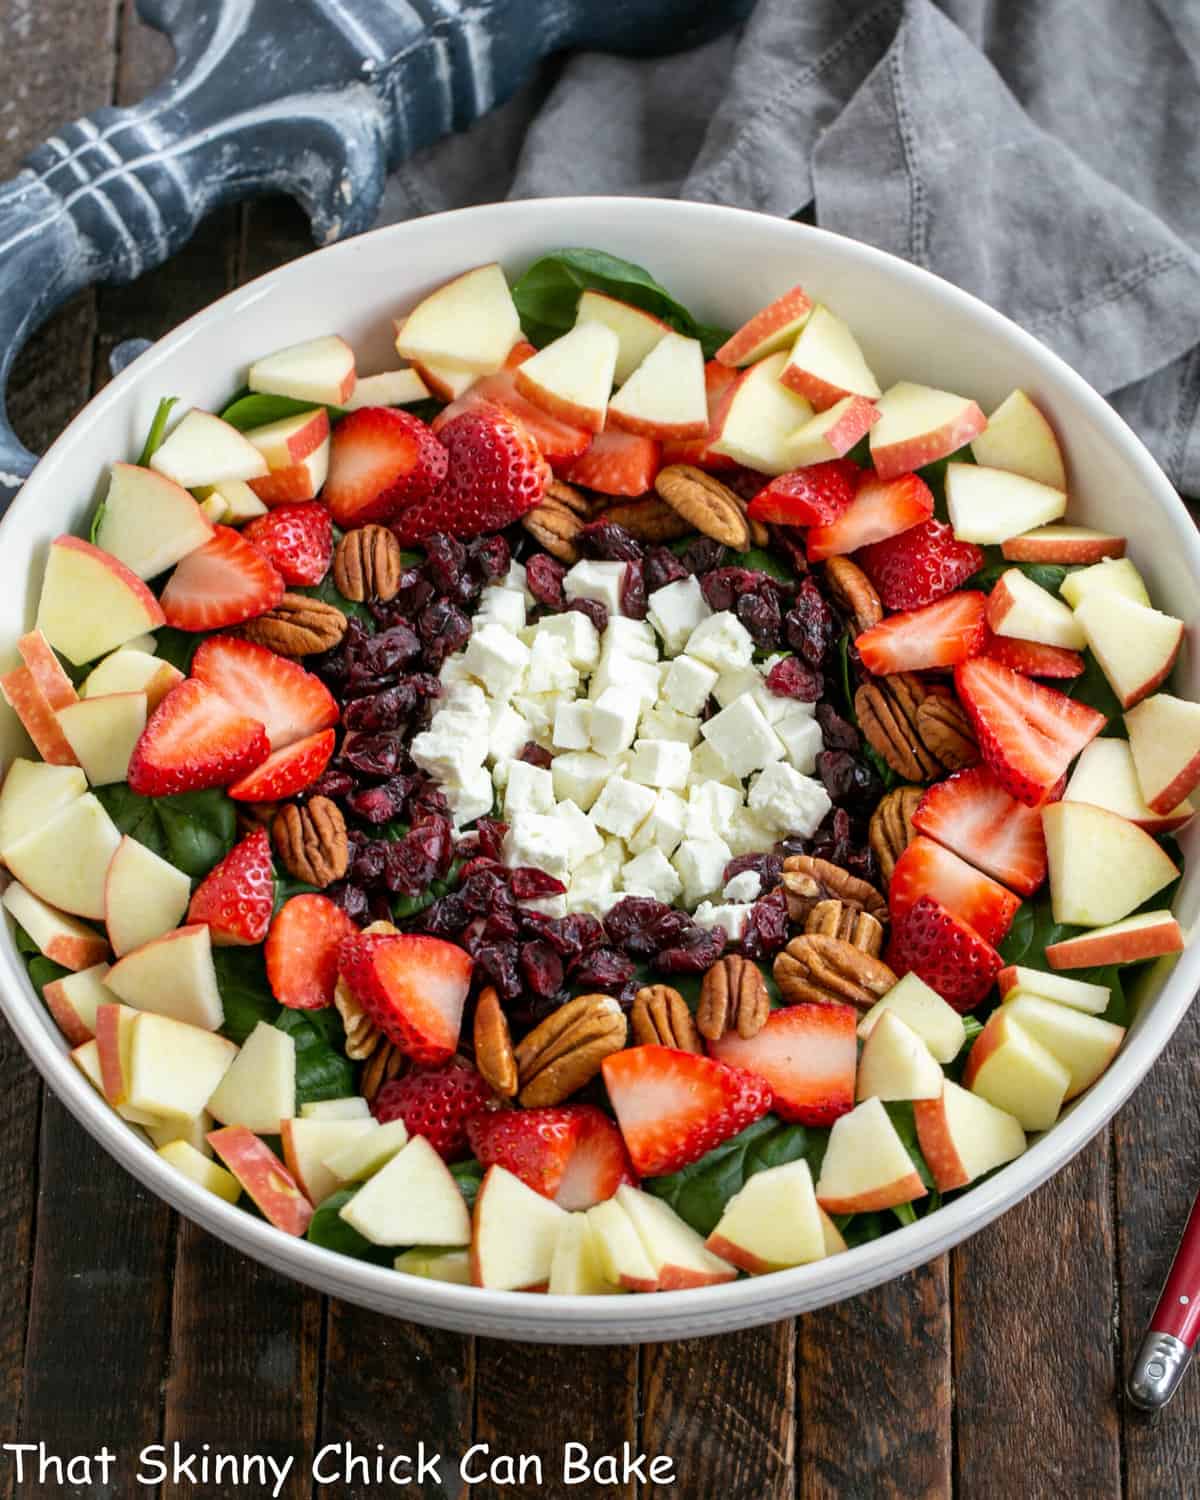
[888,834,1020,946]
[431,342,592,466]
[559,429,661,495]
[708,1004,857,1126]
[886,895,1003,1013]
[338,931,472,1064]
[981,631,1084,679]
[127,678,268,795]
[266,893,357,1011]
[660,359,739,470]
[323,407,448,527]
[392,404,550,545]
[227,727,335,801]
[374,1059,497,1162]
[855,591,988,675]
[191,636,337,751]
[160,525,284,631]
[805,470,933,562]
[858,517,984,610]
[242,501,332,586]
[913,765,1049,897]
[955,656,1105,806]
[467,1104,637,1209]
[601,1044,772,1178]
[747,460,858,526]
[187,829,275,945]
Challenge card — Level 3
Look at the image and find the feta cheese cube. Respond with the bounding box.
[590,686,642,755]
[684,780,743,840]
[503,759,555,818]
[662,653,719,717]
[488,701,530,764]
[526,634,579,695]
[503,559,531,601]
[640,703,702,746]
[725,806,778,857]
[553,799,605,869]
[564,559,628,615]
[552,699,593,751]
[714,665,789,724]
[686,610,754,671]
[748,762,833,836]
[723,869,762,903]
[672,837,733,907]
[687,738,741,788]
[462,623,530,700]
[521,894,568,919]
[569,838,626,907]
[774,707,823,774]
[409,729,476,787]
[439,679,489,719]
[628,788,689,857]
[551,752,610,811]
[534,611,600,669]
[439,652,474,689]
[511,693,555,746]
[621,848,683,904]
[476,586,526,633]
[693,901,751,941]
[502,812,569,882]
[648,575,711,654]
[701,693,785,777]
[590,652,661,707]
[446,765,496,828]
[627,737,691,791]
[590,776,657,840]
[602,616,658,662]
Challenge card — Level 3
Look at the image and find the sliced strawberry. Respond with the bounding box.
[708,1004,857,1126]
[392,404,550,545]
[127,678,268,795]
[432,344,592,465]
[559,429,661,495]
[373,1059,496,1161]
[889,834,1020,945]
[858,517,984,610]
[227,728,335,801]
[467,1104,637,1208]
[805,470,933,562]
[855,591,988,675]
[187,829,275,945]
[747,460,858,526]
[913,765,1049,896]
[323,407,448,527]
[242,502,332,586]
[660,360,739,470]
[338,931,472,1064]
[981,630,1084,679]
[601,1044,772,1178]
[160,525,284,631]
[265,893,357,1011]
[886,895,1003,1013]
[191,635,337,750]
[0,666,78,766]
[955,656,1105,806]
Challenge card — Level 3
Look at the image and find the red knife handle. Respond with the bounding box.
[1149,1190,1200,1345]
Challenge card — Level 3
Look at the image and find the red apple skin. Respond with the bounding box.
[52,536,167,625]
[715,284,813,367]
[0,667,79,766]
[912,1096,970,1193]
[996,967,1020,998]
[17,630,77,710]
[871,402,987,482]
[607,406,707,442]
[1001,533,1125,564]
[512,368,605,434]
[811,395,880,454]
[93,1004,127,1105]
[984,574,1023,634]
[815,1173,927,1216]
[278,1119,327,1205]
[779,365,878,415]
[207,1126,313,1235]
[261,408,330,465]
[249,453,326,505]
[961,1012,1004,1092]
[704,1232,776,1277]
[656,1261,737,1291]
[1143,749,1200,817]
[43,978,98,1046]
[1046,918,1183,970]
[1116,627,1183,710]
[44,931,109,972]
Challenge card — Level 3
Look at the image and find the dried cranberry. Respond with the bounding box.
[468,533,511,583]
[723,852,783,891]
[525,912,605,960]
[644,546,689,592]
[344,683,415,731]
[474,942,522,1001]
[577,521,643,562]
[765,654,822,702]
[817,749,881,811]
[422,891,470,936]
[785,577,835,667]
[300,767,355,802]
[326,881,370,925]
[461,870,512,914]
[508,867,568,900]
[567,597,609,633]
[700,567,761,613]
[723,466,769,501]
[520,940,564,999]
[737,589,782,648]
[771,525,808,574]
[740,889,790,959]
[483,904,520,942]
[517,742,553,769]
[417,598,471,659]
[526,553,567,610]
[340,732,407,779]
[347,778,410,824]
[456,856,502,884]
[423,532,469,594]
[605,896,672,947]
[349,839,388,884]
[679,537,727,574]
[570,947,635,993]
[655,927,727,973]
[457,817,506,863]
[361,622,421,674]
[367,890,394,925]
[815,702,860,753]
[373,570,435,623]
[620,559,647,620]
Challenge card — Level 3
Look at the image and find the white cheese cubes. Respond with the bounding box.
[564,560,628,614]
[647,576,711,653]
[700,694,785,777]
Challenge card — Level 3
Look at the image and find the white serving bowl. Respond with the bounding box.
[1,198,1196,1344]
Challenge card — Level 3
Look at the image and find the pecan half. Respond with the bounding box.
[272,796,349,887]
[856,674,941,781]
[474,986,518,1099]
[916,693,980,771]
[804,899,885,957]
[546,477,592,516]
[655,465,750,550]
[334,920,408,1097]
[333,524,404,603]
[598,496,694,543]
[514,993,627,1106]
[522,499,582,563]
[869,785,924,885]
[631,985,703,1053]
[697,955,770,1041]
[243,593,347,656]
[823,556,883,633]
[774,934,897,1009]
[780,854,888,923]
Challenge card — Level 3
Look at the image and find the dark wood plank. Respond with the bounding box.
[798,1262,950,1499]
[953,1137,1122,1498]
[0,1026,42,1500]
[1114,1000,1200,1499]
[643,1324,795,1500]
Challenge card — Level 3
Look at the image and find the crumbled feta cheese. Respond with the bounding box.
[603,616,658,662]
[627,787,688,857]
[552,699,593,751]
[774,707,823,774]
[521,894,568,919]
[503,812,570,881]
[461,622,530,700]
[693,901,751,941]
[502,559,531,601]
[590,685,642,754]
[439,652,474,688]
[621,848,683,904]
[687,738,741,788]
[526,634,580,695]
[640,703,702,746]
[551,751,611,811]
[684,780,743,840]
[475,586,526,634]
[589,652,661,707]
[487,701,530,765]
[534,610,600,669]
[672,837,733,907]
[446,765,495,828]
[700,693,786,777]
[748,762,833,836]
[554,799,605,869]
[564,559,628,615]
[662,653,719,717]
[590,776,658,840]
[725,806,778,857]
[647,575,711,654]
[714,664,789,724]
[510,693,556,747]
[503,759,555,818]
[686,611,755,671]
[627,737,691,791]
[723,869,762,903]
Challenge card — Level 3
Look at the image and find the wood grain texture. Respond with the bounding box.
[0,1027,41,1500]
[643,1324,796,1500]
[798,1261,951,1499]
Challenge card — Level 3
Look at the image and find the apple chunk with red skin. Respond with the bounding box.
[1001,525,1124,565]
[248,334,356,407]
[342,369,431,410]
[280,1117,376,1208]
[17,629,77,710]
[127,1012,237,1123]
[206,1020,296,1134]
[343,1135,472,1250]
[970,389,1066,490]
[2,881,107,974]
[157,1140,241,1205]
[42,964,116,1045]
[82,649,182,712]
[707,350,815,475]
[0,667,79,766]
[715,283,813,367]
[586,1197,658,1292]
[1064,737,1194,837]
[575,290,669,384]
[857,973,966,1064]
[245,408,331,505]
[1046,910,1183,970]
[548,1212,619,1296]
[70,1037,161,1127]
[706,1159,826,1273]
[986,569,1085,650]
[606,332,709,441]
[914,1081,1026,1192]
[35,535,166,667]
[779,303,881,410]
[869,381,987,481]
[962,1011,1069,1132]
[1124,693,1200,815]
[104,833,192,957]
[93,461,214,580]
[784,394,879,466]
[105,923,225,1030]
[470,1163,564,1290]
[814,1097,928,1213]
[997,965,1111,1016]
[3,793,122,919]
[1000,994,1124,1101]
[150,409,268,488]
[513,321,618,432]
[0,758,86,856]
[56,692,148,786]
[615,1184,736,1290]
[1073,593,1183,710]
[945,464,1066,545]
[395,263,521,375]
[207,1126,313,1236]
[93,1001,143,1106]
[1041,801,1177,927]
[855,1010,944,1102]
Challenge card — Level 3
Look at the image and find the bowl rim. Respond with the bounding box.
[3,195,1198,1341]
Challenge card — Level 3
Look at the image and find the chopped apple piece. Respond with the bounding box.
[945,464,1067,544]
[513,321,619,432]
[913,1081,1026,1192]
[104,834,191,956]
[614,1185,736,1290]
[150,409,269,488]
[301,1097,371,1121]
[2,881,107,973]
[342,369,431,410]
[1059,557,1149,609]
[707,350,815,474]
[818,1208,847,1256]
[855,1010,944,1102]
[471,1164,566,1289]
[715,283,813,367]
[207,1126,313,1235]
[779,304,881,410]
[17,629,77,709]
[1125,694,1200,815]
[986,569,1085,649]
[55,692,147,785]
[997,965,1110,1016]
[42,962,115,1044]
[407,359,476,402]
[1046,911,1183,970]
[1073,594,1183,710]
[0,758,86,854]
[35,535,166,666]
[706,1160,825,1273]
[206,1020,296,1133]
[870,382,987,481]
[81,649,182,712]
[128,1012,237,1121]
[1042,801,1177,927]
[70,1038,161,1126]
[94,1001,141,1104]
[157,1140,241,1203]
[1064,738,1194,837]
[606,332,708,440]
[1000,994,1124,1100]
[1001,525,1124,565]
[93,461,214,580]
[784,394,879,465]
[962,1011,1070,1131]
[394,1247,473,1285]
[146,1109,213,1156]
[815,1097,927,1213]
[323,1118,408,1184]
[575,291,670,384]
[248,334,356,406]
[0,667,78,765]
[193,479,268,524]
[548,1213,622,1295]
[280,1117,376,1207]
[857,973,966,1064]
[245,409,331,504]
[341,1135,471,1248]
[585,1197,659,1292]
[198,494,228,524]
[395,263,520,374]
[106,924,225,1030]
[3,793,122,918]
[970,389,1066,489]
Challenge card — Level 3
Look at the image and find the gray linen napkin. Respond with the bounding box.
[377,0,1200,495]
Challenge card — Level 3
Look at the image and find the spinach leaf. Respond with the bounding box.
[153,627,201,675]
[27,955,71,998]
[883,1101,935,1191]
[94,783,169,860]
[450,1159,484,1210]
[969,558,1073,596]
[96,784,235,880]
[11,923,38,957]
[296,573,374,627]
[836,1212,889,1247]
[275,1008,354,1107]
[306,1187,396,1263]
[996,889,1131,1024]
[835,631,856,720]
[213,946,278,1044]
[137,396,179,467]
[274,875,321,914]
[864,743,900,790]
[892,1202,918,1227]
[511,249,730,359]
[1066,650,1125,728]
[220,393,345,431]
[738,547,796,584]
[961,1015,984,1047]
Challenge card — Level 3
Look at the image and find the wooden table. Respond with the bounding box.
[1,6,1197,1495]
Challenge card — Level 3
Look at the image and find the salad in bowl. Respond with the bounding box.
[0,238,1191,1303]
